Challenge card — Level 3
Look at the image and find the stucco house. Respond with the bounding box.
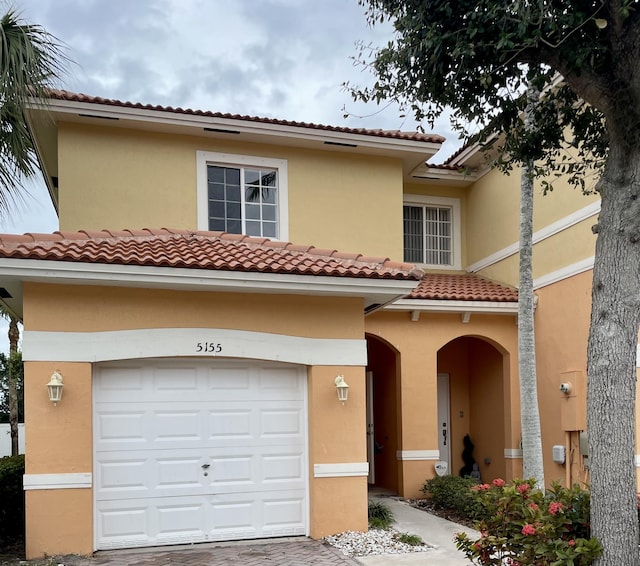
[0,90,616,558]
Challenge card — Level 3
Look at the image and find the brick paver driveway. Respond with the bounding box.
[14,538,359,566]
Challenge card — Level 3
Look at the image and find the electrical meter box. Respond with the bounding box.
[552,445,566,464]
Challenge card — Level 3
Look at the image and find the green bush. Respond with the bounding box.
[421,474,485,520]
[0,454,25,544]
[395,532,424,546]
[455,479,602,565]
[368,500,395,530]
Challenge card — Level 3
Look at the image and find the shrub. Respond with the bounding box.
[395,532,424,546]
[421,474,486,520]
[368,500,395,530]
[455,479,602,565]
[0,454,25,544]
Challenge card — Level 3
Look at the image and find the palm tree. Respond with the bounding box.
[518,78,544,487]
[0,9,66,215]
[0,304,19,456]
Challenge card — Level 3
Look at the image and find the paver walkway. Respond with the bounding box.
[3,538,359,566]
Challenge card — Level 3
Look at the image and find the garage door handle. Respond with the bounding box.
[201,464,210,470]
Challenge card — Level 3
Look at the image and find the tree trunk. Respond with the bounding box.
[7,316,18,457]
[588,141,640,566]
[518,82,545,487]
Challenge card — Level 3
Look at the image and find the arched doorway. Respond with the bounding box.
[365,334,400,493]
[437,336,507,483]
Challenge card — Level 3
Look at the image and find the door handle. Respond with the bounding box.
[201,463,210,476]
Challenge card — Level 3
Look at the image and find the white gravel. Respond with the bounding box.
[324,528,433,557]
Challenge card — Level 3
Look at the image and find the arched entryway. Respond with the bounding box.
[437,336,508,483]
[365,334,400,494]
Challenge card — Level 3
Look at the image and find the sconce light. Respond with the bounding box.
[47,371,64,405]
[334,375,349,404]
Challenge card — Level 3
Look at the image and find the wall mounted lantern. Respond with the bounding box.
[334,375,349,404]
[47,371,64,405]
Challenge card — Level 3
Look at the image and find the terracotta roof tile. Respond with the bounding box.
[47,90,445,145]
[409,274,518,302]
[0,228,423,281]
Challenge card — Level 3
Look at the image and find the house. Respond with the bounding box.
[0,89,617,558]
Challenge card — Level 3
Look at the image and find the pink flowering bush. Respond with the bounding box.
[455,479,602,565]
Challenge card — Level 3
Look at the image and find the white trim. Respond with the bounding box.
[636,345,640,368]
[533,257,594,290]
[504,449,523,459]
[467,201,600,273]
[0,258,417,308]
[396,450,440,461]
[313,463,369,478]
[23,473,92,490]
[196,151,289,240]
[635,455,640,468]
[23,328,367,366]
[386,299,518,315]
[403,194,462,270]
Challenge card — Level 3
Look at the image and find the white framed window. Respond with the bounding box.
[196,151,289,240]
[403,195,461,269]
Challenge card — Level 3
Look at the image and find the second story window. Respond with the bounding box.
[403,195,461,269]
[197,151,289,240]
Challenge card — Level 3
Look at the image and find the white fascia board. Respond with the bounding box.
[35,99,441,158]
[386,299,519,314]
[0,257,418,300]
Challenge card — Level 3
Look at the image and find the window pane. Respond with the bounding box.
[263,222,277,238]
[210,218,225,232]
[227,219,241,234]
[261,170,277,187]
[403,205,424,262]
[262,204,277,221]
[245,186,261,203]
[225,167,240,185]
[246,203,261,220]
[226,185,241,202]
[246,221,262,236]
[207,166,225,184]
[245,169,260,185]
[226,201,241,219]
[208,183,225,201]
[208,201,225,218]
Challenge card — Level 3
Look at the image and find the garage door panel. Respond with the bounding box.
[94,360,308,550]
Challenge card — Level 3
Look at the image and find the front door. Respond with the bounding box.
[437,373,451,473]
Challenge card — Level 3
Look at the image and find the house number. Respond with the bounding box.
[196,342,222,353]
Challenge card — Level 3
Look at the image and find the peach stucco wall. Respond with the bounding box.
[365,310,519,498]
[23,283,368,557]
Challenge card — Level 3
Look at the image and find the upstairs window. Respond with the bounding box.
[403,195,461,269]
[197,151,289,240]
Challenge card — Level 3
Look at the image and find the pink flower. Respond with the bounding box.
[521,523,536,536]
[528,502,539,511]
[473,483,491,491]
[568,539,576,547]
[548,501,565,515]
[517,483,530,494]
[492,478,506,487]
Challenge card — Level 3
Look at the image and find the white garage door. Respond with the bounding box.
[93,359,308,550]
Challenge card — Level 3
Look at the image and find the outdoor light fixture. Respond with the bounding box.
[47,371,64,405]
[334,375,349,404]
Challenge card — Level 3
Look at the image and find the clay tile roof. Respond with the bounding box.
[0,228,423,281]
[46,89,445,144]
[409,274,518,302]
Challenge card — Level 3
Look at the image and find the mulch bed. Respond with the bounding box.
[407,498,477,529]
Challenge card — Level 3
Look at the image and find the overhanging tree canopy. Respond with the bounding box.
[352,1,640,565]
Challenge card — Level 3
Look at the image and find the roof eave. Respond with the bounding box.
[0,258,419,319]
[385,298,519,315]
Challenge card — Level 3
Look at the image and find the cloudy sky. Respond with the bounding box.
[0,0,463,350]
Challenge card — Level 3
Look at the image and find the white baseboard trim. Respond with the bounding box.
[313,462,369,478]
[504,449,523,459]
[23,472,92,491]
[396,450,440,461]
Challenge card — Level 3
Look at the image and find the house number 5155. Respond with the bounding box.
[196,342,222,353]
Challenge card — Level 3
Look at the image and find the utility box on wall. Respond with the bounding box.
[559,370,586,431]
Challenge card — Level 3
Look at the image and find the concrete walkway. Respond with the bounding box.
[356,496,479,565]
